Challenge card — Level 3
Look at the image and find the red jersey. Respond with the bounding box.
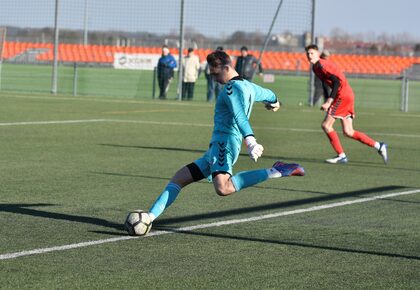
[312,58,353,99]
[313,58,355,118]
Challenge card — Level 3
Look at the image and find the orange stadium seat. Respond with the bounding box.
[2,41,419,75]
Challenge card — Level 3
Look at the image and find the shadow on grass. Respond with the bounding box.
[93,170,329,195]
[0,185,411,236]
[92,171,170,182]
[154,185,408,226]
[157,229,420,261]
[0,203,124,231]
[99,143,420,172]
[98,143,319,163]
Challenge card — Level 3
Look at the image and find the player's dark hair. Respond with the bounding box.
[207,50,232,67]
[305,44,319,52]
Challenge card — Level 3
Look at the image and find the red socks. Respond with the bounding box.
[326,130,376,155]
[326,131,344,155]
[352,131,376,147]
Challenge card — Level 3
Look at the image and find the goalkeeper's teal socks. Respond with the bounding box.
[148,182,181,221]
[231,169,270,191]
[149,168,283,220]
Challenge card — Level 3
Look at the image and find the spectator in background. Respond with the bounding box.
[313,50,332,105]
[235,46,263,81]
[205,46,224,102]
[157,45,177,99]
[181,48,201,101]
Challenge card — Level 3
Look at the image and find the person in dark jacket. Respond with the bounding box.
[234,46,263,81]
[157,45,177,99]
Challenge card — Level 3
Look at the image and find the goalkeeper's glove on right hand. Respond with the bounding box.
[245,136,264,162]
[264,100,281,112]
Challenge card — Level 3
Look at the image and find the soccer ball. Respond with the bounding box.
[124,210,152,236]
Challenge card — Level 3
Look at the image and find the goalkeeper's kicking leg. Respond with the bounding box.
[148,158,304,222]
[148,165,196,221]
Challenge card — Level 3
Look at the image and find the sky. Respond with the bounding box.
[0,0,419,41]
[315,0,420,40]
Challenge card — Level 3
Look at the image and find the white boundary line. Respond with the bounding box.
[1,118,419,138]
[0,119,106,126]
[0,94,211,108]
[1,188,419,261]
[108,119,420,139]
[3,94,420,118]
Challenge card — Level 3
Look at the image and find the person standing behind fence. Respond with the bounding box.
[181,48,201,101]
[157,45,177,100]
[235,46,263,82]
[205,46,224,102]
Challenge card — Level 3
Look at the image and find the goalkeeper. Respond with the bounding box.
[147,50,304,222]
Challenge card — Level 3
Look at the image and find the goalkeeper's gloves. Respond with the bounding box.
[245,136,264,162]
[264,100,281,112]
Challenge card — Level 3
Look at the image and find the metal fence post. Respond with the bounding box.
[73,62,78,96]
[400,71,406,112]
[404,77,409,113]
[400,70,410,112]
[83,0,89,45]
[308,0,316,106]
[51,0,60,95]
[176,0,185,101]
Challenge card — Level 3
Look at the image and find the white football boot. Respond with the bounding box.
[377,142,388,164]
[325,155,348,164]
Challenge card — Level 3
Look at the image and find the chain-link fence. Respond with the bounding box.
[0,0,418,111]
[0,0,314,99]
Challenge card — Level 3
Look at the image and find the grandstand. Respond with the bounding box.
[4,41,420,76]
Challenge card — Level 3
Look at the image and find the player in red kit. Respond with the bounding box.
[305,44,388,164]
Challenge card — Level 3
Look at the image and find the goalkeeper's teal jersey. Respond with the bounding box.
[210,76,277,143]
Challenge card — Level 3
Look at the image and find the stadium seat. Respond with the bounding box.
[3,41,420,76]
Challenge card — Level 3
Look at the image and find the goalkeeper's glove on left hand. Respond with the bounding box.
[245,136,264,162]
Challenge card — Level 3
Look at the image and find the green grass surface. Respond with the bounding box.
[0,92,419,289]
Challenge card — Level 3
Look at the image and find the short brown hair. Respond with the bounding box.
[206,50,232,67]
[305,44,319,52]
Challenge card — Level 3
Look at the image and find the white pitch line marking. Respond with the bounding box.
[106,119,420,138]
[1,188,419,260]
[0,119,107,126]
[3,94,420,118]
[1,118,419,139]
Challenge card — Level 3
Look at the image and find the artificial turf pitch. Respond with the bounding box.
[0,92,419,289]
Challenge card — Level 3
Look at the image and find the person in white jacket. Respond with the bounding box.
[181,48,201,100]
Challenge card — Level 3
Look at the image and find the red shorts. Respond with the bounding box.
[328,91,355,119]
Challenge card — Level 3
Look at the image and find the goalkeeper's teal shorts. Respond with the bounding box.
[193,135,241,178]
